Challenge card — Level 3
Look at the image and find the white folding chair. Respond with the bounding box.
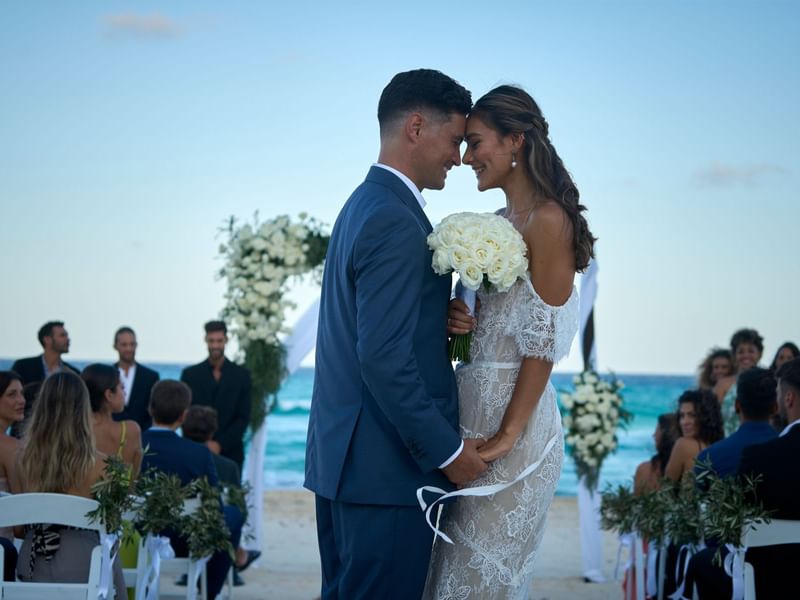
[155,498,211,600]
[0,493,111,600]
[741,519,800,600]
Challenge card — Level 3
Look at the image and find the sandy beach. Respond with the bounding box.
[215,490,624,600]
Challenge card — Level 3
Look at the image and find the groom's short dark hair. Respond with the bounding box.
[378,69,471,134]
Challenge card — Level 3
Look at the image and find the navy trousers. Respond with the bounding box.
[315,495,435,600]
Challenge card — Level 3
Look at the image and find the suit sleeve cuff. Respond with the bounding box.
[438,440,464,469]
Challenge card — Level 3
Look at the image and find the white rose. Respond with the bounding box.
[460,262,483,290]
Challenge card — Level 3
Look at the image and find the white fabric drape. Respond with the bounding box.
[578,258,605,582]
[241,298,320,555]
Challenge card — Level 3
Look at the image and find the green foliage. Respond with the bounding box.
[662,477,704,547]
[88,455,137,544]
[600,483,638,534]
[225,481,252,527]
[133,469,188,536]
[181,477,234,560]
[245,339,287,430]
[600,467,773,555]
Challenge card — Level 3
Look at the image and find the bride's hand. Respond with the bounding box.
[447,298,479,335]
[477,431,516,462]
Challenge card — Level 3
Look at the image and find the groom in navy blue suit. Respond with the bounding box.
[304,69,488,599]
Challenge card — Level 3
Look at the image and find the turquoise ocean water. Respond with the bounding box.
[1,359,694,496]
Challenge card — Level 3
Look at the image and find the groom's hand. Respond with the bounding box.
[447,298,478,336]
[442,438,488,486]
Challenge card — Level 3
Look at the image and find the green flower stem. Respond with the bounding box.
[448,333,472,363]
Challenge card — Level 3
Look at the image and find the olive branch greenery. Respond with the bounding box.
[601,464,773,564]
[181,477,235,560]
[87,454,137,545]
[88,457,239,561]
[132,469,188,536]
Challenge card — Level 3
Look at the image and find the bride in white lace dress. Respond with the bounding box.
[423,85,596,600]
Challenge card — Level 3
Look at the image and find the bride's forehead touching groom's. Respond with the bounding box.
[410,110,467,191]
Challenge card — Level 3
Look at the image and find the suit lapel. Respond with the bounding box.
[365,166,433,235]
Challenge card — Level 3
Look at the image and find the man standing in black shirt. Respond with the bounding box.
[180,321,251,469]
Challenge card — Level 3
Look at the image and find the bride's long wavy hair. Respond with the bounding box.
[18,371,96,493]
[471,85,596,272]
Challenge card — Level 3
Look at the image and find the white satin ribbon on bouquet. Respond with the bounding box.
[458,286,477,317]
[723,543,746,600]
[97,532,119,599]
[417,433,559,544]
[138,535,175,600]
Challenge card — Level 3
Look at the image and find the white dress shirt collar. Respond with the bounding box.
[373,163,426,209]
[118,364,137,406]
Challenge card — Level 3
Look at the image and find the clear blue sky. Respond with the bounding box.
[2,1,797,374]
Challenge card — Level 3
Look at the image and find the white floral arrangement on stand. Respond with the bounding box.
[218,212,329,429]
[428,212,528,362]
[561,371,631,491]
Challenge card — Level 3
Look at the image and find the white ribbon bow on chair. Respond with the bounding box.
[723,543,746,600]
[137,535,175,600]
[97,532,119,599]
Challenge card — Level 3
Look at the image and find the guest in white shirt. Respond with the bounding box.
[113,327,160,431]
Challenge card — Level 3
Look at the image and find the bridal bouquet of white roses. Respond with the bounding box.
[561,371,631,491]
[428,212,528,362]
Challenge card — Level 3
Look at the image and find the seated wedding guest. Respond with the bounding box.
[767,342,798,430]
[661,390,724,596]
[685,367,779,599]
[141,380,242,600]
[697,348,734,391]
[736,357,800,599]
[9,382,41,439]
[769,341,799,373]
[11,321,79,386]
[695,367,778,479]
[112,326,159,431]
[714,328,764,435]
[689,358,800,600]
[10,372,125,598]
[633,413,678,494]
[82,364,142,479]
[664,389,724,482]
[182,406,260,585]
[0,371,24,580]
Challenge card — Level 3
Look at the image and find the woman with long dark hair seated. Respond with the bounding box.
[82,364,142,479]
[634,413,679,494]
[0,371,24,581]
[11,371,125,598]
[665,389,725,482]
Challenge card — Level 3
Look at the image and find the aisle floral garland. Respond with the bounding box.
[218,213,329,430]
[561,370,631,492]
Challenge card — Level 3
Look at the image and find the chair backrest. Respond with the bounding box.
[741,519,800,600]
[0,493,106,600]
[742,519,800,548]
[0,493,104,533]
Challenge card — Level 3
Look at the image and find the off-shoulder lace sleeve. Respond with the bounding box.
[505,278,579,364]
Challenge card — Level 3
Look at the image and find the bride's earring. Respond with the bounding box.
[511,152,517,169]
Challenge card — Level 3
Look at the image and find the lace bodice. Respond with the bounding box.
[470,275,579,366]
